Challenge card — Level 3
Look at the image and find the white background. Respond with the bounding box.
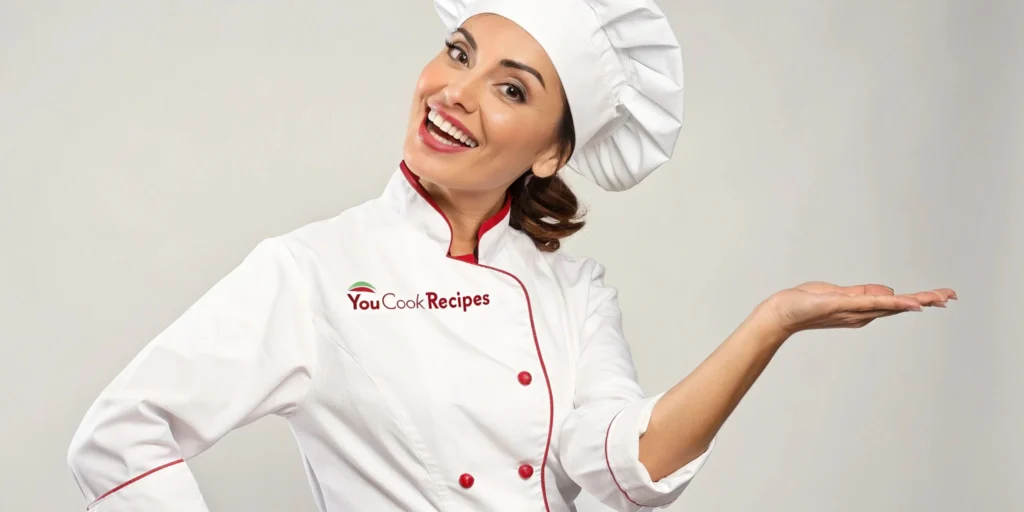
[1,0,1020,510]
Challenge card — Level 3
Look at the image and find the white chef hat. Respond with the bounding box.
[434,0,684,192]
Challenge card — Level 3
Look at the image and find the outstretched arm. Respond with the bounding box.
[638,282,955,481]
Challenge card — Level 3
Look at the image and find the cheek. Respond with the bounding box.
[480,105,559,172]
[414,58,447,98]
[481,106,536,151]
[474,107,549,183]
[408,60,444,130]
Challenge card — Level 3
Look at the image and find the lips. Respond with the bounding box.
[425,107,477,148]
[428,108,479,148]
[419,121,470,154]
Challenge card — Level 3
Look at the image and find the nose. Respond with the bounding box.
[442,72,482,113]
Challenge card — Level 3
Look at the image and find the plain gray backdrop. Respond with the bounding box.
[1,0,1020,510]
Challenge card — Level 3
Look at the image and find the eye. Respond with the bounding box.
[445,41,469,65]
[502,84,526,102]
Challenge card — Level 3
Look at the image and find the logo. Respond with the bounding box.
[346,281,490,312]
[348,281,376,294]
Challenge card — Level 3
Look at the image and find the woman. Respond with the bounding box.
[67,0,955,511]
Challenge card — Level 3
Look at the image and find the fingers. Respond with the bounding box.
[800,282,956,302]
[815,285,956,331]
[834,310,892,329]
[838,309,906,329]
[834,284,956,308]
[843,294,922,312]
[796,281,841,294]
[849,309,903,321]
[839,284,895,296]
[805,282,895,296]
[901,288,957,307]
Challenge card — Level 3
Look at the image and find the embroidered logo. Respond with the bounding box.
[346,281,490,312]
[348,281,376,294]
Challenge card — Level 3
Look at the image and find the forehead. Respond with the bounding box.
[458,14,559,75]
[460,13,534,41]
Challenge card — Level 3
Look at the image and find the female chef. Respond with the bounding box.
[67,0,955,510]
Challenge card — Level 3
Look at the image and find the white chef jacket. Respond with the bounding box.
[68,162,715,512]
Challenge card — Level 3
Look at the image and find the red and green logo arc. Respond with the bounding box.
[348,281,376,294]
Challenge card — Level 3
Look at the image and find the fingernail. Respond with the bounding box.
[934,302,947,308]
[909,305,923,311]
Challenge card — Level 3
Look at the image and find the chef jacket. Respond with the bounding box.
[68,162,715,512]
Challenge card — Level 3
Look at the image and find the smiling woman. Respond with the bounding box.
[404,14,582,255]
[66,0,955,511]
[405,16,568,184]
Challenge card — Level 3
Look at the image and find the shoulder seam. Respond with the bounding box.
[265,236,323,418]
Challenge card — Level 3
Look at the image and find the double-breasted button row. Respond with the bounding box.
[458,463,534,490]
[458,370,537,491]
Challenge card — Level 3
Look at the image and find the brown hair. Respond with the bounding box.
[508,97,585,252]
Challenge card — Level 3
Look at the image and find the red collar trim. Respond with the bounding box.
[399,161,512,264]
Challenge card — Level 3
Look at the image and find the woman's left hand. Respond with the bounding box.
[759,281,957,337]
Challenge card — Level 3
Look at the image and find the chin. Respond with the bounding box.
[408,158,477,191]
[403,144,447,178]
[402,121,520,192]
[403,140,475,191]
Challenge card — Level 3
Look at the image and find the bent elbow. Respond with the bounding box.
[67,398,131,483]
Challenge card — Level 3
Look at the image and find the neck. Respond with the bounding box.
[419,180,507,258]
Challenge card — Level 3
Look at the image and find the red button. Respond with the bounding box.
[518,464,534,479]
[459,473,474,489]
[518,371,532,386]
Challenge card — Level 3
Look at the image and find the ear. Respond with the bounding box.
[531,143,565,179]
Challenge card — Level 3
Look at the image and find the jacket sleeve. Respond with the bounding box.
[67,237,320,511]
[558,262,715,511]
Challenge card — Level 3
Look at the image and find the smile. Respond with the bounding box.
[424,108,478,148]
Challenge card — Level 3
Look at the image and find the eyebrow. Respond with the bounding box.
[455,28,547,90]
[455,28,477,51]
[500,59,546,90]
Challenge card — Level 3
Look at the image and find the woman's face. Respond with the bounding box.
[402,14,567,192]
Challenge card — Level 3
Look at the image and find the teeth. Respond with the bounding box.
[429,129,459,146]
[427,109,477,148]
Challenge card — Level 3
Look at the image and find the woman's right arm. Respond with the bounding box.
[68,237,320,511]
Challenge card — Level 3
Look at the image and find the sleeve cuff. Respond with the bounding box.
[86,460,209,512]
[604,392,716,508]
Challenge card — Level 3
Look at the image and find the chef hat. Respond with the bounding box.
[434,0,684,191]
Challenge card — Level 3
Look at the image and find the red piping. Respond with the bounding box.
[477,263,555,512]
[604,409,677,508]
[604,410,645,507]
[87,459,184,510]
[399,161,511,264]
[399,160,554,512]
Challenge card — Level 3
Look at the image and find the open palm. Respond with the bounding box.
[765,281,957,335]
